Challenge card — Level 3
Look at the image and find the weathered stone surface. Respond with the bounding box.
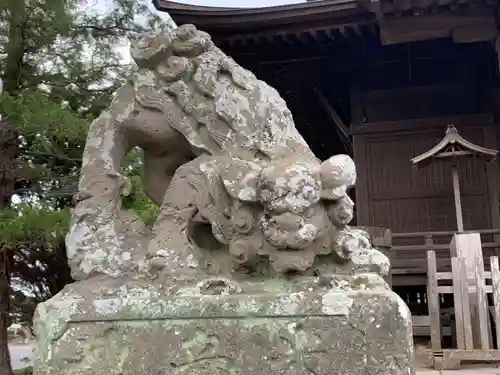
[34,21,415,375]
[33,277,414,375]
[65,22,388,282]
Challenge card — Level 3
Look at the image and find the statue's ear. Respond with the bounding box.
[319,155,356,200]
[220,160,261,202]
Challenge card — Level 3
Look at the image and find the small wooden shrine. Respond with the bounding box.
[411,125,498,233]
[411,126,499,368]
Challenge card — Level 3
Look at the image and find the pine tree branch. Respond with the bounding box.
[15,187,77,198]
[23,151,82,162]
[75,23,136,36]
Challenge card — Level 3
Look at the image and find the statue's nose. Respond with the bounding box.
[264,213,317,250]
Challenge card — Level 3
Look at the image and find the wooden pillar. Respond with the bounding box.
[451,165,464,233]
[450,233,492,349]
[353,135,370,226]
[483,126,500,255]
[495,37,500,75]
[350,81,371,227]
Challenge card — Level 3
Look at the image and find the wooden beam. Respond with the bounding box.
[494,36,500,74]
[315,89,352,144]
[220,20,376,45]
[483,126,500,255]
[353,135,370,225]
[351,113,494,135]
[379,9,497,45]
[276,33,293,44]
[315,90,353,155]
[308,30,321,42]
[325,28,336,40]
[441,349,500,369]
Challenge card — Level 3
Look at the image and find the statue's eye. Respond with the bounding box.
[136,36,150,49]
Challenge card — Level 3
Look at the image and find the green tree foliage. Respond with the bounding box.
[1,205,73,326]
[0,0,168,372]
[122,148,160,226]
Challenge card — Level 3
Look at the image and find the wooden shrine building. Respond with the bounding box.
[153,0,500,319]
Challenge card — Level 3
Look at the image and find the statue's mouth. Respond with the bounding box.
[262,230,316,251]
[260,213,313,248]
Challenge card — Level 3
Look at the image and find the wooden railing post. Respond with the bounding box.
[452,257,473,350]
[490,256,500,350]
[427,249,442,353]
[425,234,434,251]
[391,229,500,277]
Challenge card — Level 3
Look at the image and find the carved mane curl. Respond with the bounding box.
[131,24,317,165]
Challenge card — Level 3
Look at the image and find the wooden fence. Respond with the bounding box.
[392,228,500,278]
[426,249,500,369]
[389,229,500,337]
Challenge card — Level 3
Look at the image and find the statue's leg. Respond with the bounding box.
[147,157,208,279]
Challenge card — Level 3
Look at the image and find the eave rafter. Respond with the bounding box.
[155,0,500,47]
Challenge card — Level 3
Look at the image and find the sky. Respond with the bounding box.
[174,0,304,6]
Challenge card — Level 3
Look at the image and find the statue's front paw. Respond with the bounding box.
[137,251,169,279]
[196,277,241,295]
[148,249,171,264]
[350,248,390,277]
[142,249,201,280]
[349,273,390,291]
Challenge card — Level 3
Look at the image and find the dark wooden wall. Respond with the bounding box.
[351,84,484,124]
[353,114,494,233]
[352,114,500,276]
[216,31,499,238]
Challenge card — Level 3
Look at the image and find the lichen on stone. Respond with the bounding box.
[33,22,415,375]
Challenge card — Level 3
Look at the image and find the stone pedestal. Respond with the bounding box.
[33,276,414,375]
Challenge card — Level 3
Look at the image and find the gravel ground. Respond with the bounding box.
[9,342,35,370]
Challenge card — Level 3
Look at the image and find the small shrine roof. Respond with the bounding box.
[411,125,498,168]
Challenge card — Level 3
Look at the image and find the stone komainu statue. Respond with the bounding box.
[33,25,413,375]
[67,24,389,282]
